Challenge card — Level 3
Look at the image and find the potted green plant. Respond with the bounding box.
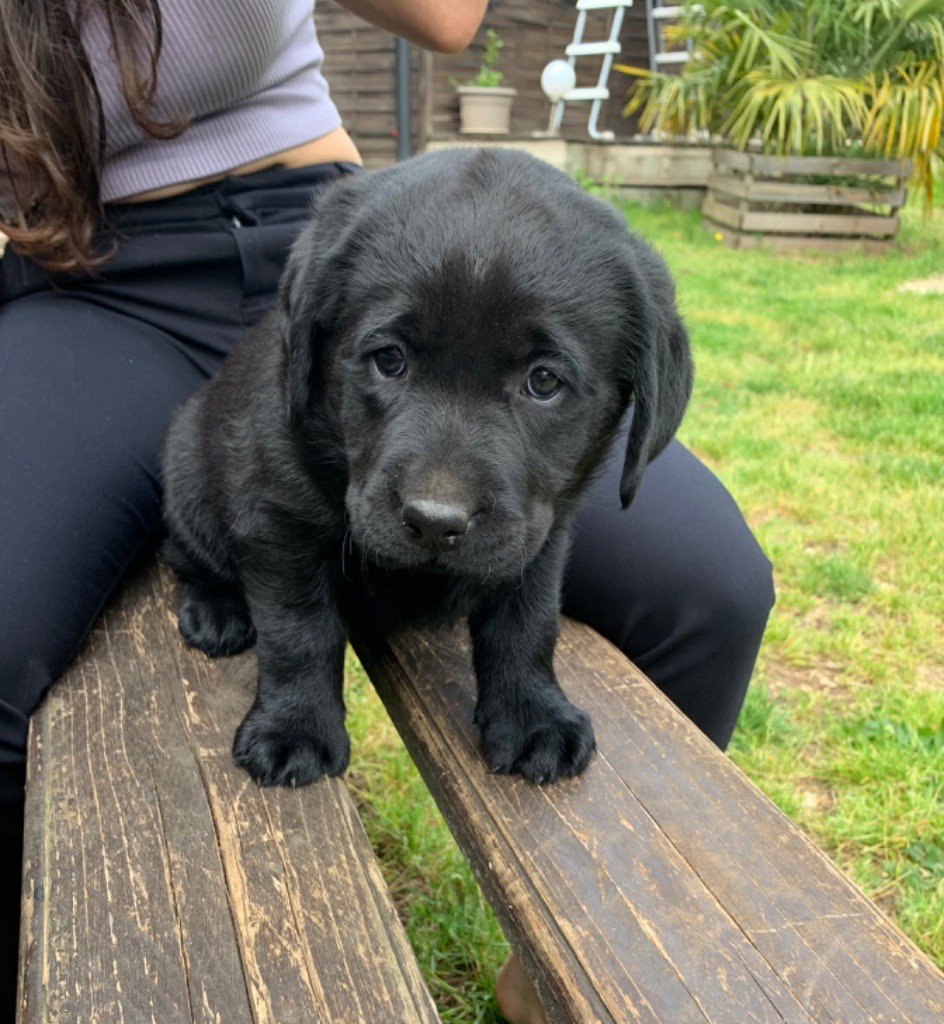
[454,29,517,135]
[618,0,944,249]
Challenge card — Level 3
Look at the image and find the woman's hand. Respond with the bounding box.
[333,0,488,54]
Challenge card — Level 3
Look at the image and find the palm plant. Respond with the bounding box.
[619,0,944,205]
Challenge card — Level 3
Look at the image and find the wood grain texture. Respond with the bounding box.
[706,172,905,209]
[353,620,944,1024]
[572,143,712,188]
[712,150,906,178]
[19,564,440,1024]
[704,149,906,249]
[702,195,898,237]
[703,224,893,255]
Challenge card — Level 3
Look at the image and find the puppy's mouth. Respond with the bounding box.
[374,550,468,575]
[350,523,525,582]
[345,493,545,583]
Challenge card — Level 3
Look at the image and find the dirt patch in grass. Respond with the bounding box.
[747,504,806,528]
[897,273,944,294]
[765,653,943,701]
[798,777,836,815]
[761,655,858,701]
[915,665,944,691]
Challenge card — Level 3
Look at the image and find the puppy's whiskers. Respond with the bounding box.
[516,539,529,590]
[340,526,354,582]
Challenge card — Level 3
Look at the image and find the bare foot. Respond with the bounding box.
[495,953,549,1024]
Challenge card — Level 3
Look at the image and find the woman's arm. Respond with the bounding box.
[332,0,488,54]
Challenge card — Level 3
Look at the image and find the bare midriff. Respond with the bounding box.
[118,125,363,203]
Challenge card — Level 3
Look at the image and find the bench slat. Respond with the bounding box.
[19,565,440,1024]
[354,621,944,1024]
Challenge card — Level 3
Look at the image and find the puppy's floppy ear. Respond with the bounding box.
[279,172,367,428]
[619,243,694,508]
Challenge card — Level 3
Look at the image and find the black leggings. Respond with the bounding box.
[0,163,774,1012]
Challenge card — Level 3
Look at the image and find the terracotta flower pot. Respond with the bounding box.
[456,86,517,135]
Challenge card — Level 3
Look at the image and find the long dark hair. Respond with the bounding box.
[0,0,187,271]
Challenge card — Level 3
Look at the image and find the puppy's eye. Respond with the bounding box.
[525,367,562,401]
[373,347,407,378]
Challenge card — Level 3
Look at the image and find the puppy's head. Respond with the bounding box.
[279,149,692,581]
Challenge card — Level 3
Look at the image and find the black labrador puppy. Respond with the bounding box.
[162,148,692,787]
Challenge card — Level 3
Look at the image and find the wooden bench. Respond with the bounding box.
[18,562,944,1023]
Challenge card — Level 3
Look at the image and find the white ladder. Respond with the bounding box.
[551,0,634,142]
[645,0,690,71]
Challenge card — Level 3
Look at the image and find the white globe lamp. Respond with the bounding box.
[541,60,577,103]
[536,60,577,137]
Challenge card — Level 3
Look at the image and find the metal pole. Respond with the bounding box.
[395,37,412,162]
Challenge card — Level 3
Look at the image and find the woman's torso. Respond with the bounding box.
[84,0,361,203]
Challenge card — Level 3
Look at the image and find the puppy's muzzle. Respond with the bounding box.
[401,498,470,553]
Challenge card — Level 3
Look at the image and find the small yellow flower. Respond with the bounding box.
[714,231,724,242]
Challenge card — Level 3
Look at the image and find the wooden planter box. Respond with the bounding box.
[703,148,909,253]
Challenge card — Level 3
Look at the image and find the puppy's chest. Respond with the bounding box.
[339,563,486,633]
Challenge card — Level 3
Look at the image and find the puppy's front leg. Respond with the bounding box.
[233,564,349,787]
[469,528,595,784]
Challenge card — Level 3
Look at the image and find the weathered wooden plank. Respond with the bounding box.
[353,620,944,1024]
[706,225,894,254]
[712,148,752,173]
[20,564,440,1024]
[702,193,744,230]
[713,149,906,179]
[706,172,906,208]
[338,112,398,133]
[703,194,898,237]
[572,142,713,187]
[737,208,898,237]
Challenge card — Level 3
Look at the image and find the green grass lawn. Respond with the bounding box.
[344,200,944,1021]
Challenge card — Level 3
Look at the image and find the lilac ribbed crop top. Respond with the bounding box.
[92,0,342,200]
[5,0,342,207]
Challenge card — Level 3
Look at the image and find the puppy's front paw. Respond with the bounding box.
[476,694,596,785]
[178,582,256,658]
[232,705,350,787]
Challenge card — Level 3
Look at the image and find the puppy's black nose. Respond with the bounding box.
[402,499,469,551]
